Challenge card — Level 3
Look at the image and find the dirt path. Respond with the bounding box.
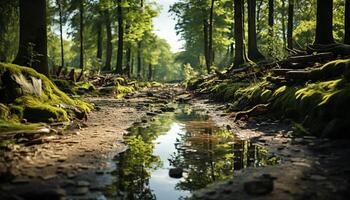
[0,86,189,199]
[1,86,349,200]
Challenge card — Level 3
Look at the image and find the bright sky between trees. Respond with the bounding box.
[152,0,184,53]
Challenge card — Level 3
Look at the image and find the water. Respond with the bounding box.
[104,105,278,200]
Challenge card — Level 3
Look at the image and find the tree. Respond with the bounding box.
[13,0,49,76]
[268,0,274,36]
[314,0,334,44]
[247,0,264,61]
[208,0,215,73]
[103,8,112,71]
[77,0,85,81]
[56,0,65,76]
[233,0,247,67]
[345,0,350,44]
[287,0,294,48]
[115,0,124,74]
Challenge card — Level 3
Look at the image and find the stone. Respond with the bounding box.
[74,187,89,195]
[310,175,327,181]
[244,174,276,195]
[169,168,183,178]
[76,181,90,187]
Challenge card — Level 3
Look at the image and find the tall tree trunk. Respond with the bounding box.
[287,0,294,49]
[137,0,144,79]
[345,0,350,44]
[233,0,247,67]
[203,19,210,72]
[281,0,287,48]
[103,9,112,71]
[77,0,84,81]
[208,0,215,73]
[247,0,264,61]
[256,0,263,36]
[115,0,124,74]
[148,63,152,81]
[314,0,334,44]
[96,22,102,61]
[125,43,131,78]
[13,0,48,76]
[268,0,274,36]
[56,0,64,76]
[137,41,142,79]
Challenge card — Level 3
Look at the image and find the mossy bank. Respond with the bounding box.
[188,59,350,138]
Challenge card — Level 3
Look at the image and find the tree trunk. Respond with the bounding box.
[345,0,350,44]
[208,0,215,73]
[233,0,247,67]
[314,0,334,44]
[203,19,210,72]
[287,0,294,49]
[115,0,124,74]
[148,63,152,81]
[103,9,112,71]
[125,43,131,78]
[77,0,84,81]
[96,22,102,61]
[268,0,274,36]
[281,0,286,48]
[247,0,264,61]
[137,41,142,79]
[56,0,64,76]
[13,0,48,76]
[256,0,263,35]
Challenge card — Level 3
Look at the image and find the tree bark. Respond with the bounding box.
[287,0,294,49]
[247,0,264,61]
[281,0,286,48]
[233,0,247,67]
[96,22,102,61]
[79,0,84,72]
[268,0,274,36]
[314,0,334,44]
[115,0,124,74]
[13,0,48,76]
[137,41,142,79]
[208,0,215,73]
[345,0,350,44]
[56,0,64,76]
[203,19,210,72]
[103,9,112,71]
[148,63,152,81]
[125,43,131,78]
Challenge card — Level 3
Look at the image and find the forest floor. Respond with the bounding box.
[0,85,350,200]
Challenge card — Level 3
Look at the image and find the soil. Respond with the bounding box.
[0,85,349,200]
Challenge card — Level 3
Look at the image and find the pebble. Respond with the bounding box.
[310,175,327,181]
[74,187,89,195]
[77,181,90,187]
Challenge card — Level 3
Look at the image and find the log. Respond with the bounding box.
[307,44,350,56]
[279,52,335,65]
[285,70,310,80]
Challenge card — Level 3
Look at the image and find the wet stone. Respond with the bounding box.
[310,175,327,181]
[76,181,90,187]
[74,187,89,195]
[244,174,275,196]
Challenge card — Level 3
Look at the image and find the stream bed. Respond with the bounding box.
[104,104,279,199]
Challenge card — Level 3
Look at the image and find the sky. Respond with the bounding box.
[152,0,184,53]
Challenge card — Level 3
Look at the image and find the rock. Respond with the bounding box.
[76,181,90,187]
[310,175,327,181]
[169,168,183,178]
[146,112,157,116]
[74,187,89,195]
[146,92,154,97]
[244,174,276,195]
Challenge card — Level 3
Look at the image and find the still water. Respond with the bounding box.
[104,105,278,200]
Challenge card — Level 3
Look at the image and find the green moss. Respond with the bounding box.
[0,119,43,132]
[309,59,350,80]
[0,103,10,119]
[0,62,92,126]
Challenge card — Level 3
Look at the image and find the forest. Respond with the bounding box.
[0,0,350,199]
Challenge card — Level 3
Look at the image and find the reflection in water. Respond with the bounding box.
[105,105,279,199]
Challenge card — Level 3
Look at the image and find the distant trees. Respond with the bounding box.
[345,0,350,44]
[247,0,264,61]
[115,0,124,74]
[13,0,48,76]
[287,0,294,49]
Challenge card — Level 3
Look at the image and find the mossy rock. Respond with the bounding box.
[310,59,350,81]
[0,103,10,120]
[0,62,92,126]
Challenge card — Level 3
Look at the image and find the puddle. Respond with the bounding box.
[104,104,279,199]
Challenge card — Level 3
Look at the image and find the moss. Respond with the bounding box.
[115,83,135,99]
[0,62,92,126]
[310,59,350,80]
[0,119,43,132]
[73,81,96,95]
[0,103,10,119]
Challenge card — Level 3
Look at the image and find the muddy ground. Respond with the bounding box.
[0,85,350,200]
